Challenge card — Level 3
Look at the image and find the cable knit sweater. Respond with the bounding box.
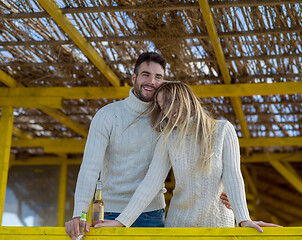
[116,120,251,227]
[73,89,166,218]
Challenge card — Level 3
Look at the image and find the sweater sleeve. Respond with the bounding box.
[73,108,112,218]
[115,135,171,227]
[221,121,251,224]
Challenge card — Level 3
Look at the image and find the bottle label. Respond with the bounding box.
[92,204,104,226]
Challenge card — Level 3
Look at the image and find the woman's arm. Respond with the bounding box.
[221,121,251,224]
[99,135,171,227]
[221,121,282,232]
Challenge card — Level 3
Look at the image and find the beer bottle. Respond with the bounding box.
[76,211,87,240]
[92,180,104,226]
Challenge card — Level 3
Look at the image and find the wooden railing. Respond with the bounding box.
[0,227,301,239]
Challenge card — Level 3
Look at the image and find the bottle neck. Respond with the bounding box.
[95,190,102,201]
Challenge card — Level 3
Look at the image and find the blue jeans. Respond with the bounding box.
[104,209,165,227]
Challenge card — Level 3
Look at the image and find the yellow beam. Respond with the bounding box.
[40,108,88,137]
[36,0,120,87]
[10,157,81,166]
[0,97,62,108]
[198,0,249,138]
[12,127,33,139]
[11,137,302,153]
[239,137,302,147]
[9,153,300,166]
[260,194,302,219]
[230,98,250,137]
[241,153,302,163]
[197,1,231,84]
[282,162,301,179]
[44,145,84,153]
[241,165,257,195]
[0,226,301,239]
[0,70,88,137]
[57,163,67,227]
[0,106,14,225]
[12,138,86,153]
[1,82,302,99]
[268,159,302,194]
[0,70,19,87]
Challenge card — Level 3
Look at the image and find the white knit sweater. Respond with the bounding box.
[116,120,251,227]
[73,89,166,218]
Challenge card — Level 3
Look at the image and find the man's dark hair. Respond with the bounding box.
[134,52,166,75]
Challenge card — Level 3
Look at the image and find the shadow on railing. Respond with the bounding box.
[0,227,301,239]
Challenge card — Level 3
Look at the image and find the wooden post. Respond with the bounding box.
[0,106,14,225]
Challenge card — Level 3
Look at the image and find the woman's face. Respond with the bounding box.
[156,91,179,123]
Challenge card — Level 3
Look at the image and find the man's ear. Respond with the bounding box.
[131,73,136,85]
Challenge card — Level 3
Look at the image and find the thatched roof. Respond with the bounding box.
[1,0,302,226]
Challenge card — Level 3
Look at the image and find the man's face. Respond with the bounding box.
[132,61,165,102]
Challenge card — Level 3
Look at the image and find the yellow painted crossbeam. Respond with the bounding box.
[11,137,302,153]
[0,107,14,225]
[240,137,302,147]
[198,0,249,138]
[10,157,82,166]
[0,82,301,99]
[0,70,19,87]
[0,227,301,239]
[0,70,88,137]
[9,153,302,166]
[241,153,302,163]
[268,159,302,195]
[0,97,62,108]
[40,107,88,137]
[36,0,120,87]
[12,127,33,139]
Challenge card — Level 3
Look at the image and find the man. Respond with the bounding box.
[65,52,231,239]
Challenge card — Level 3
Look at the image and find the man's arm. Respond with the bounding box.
[220,192,232,209]
[65,108,112,239]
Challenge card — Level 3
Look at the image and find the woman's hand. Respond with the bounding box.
[239,220,283,233]
[94,220,125,228]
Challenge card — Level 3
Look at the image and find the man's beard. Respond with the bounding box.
[133,78,155,102]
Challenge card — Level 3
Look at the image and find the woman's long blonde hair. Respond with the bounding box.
[150,82,218,170]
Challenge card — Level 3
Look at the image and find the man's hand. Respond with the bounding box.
[240,220,283,233]
[95,220,125,228]
[65,217,90,240]
[220,192,232,209]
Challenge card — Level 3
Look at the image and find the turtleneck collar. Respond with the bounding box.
[124,88,152,115]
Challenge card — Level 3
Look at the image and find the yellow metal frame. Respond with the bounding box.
[10,137,302,154]
[198,0,250,139]
[0,69,88,137]
[268,158,302,194]
[0,97,62,108]
[0,70,19,87]
[0,81,301,99]
[0,107,14,225]
[57,163,67,227]
[12,128,33,139]
[0,227,301,239]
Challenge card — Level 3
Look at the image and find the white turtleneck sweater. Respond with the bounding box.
[73,89,166,218]
[116,120,251,227]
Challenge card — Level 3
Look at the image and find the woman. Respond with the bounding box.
[97,82,281,231]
